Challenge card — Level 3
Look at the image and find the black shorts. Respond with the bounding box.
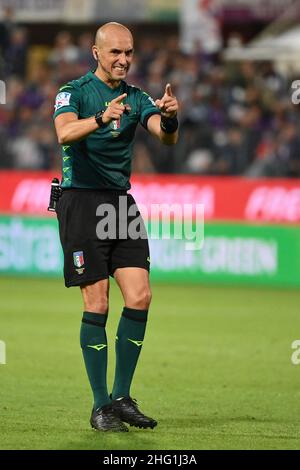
[56,189,150,287]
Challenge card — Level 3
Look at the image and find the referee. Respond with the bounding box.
[53,22,178,432]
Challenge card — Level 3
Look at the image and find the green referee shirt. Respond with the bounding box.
[53,70,160,190]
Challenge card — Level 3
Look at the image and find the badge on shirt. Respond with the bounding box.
[55,92,71,111]
[110,118,121,137]
[111,119,121,130]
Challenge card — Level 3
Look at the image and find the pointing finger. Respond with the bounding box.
[165,83,173,97]
[112,93,127,104]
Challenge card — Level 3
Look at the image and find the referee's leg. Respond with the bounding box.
[114,267,151,310]
[110,268,157,429]
[79,279,129,431]
[80,280,111,411]
[81,279,110,313]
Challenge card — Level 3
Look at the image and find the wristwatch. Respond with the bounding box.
[95,110,106,128]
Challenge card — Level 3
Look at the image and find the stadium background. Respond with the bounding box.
[1,0,300,450]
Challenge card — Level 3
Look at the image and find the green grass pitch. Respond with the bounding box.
[1,276,300,450]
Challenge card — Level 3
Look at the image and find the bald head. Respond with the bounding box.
[92,22,134,87]
[95,22,133,48]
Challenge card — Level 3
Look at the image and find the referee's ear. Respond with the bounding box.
[92,45,99,61]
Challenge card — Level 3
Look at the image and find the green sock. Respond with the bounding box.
[112,307,148,400]
[80,311,110,410]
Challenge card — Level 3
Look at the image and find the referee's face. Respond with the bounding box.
[97,31,134,83]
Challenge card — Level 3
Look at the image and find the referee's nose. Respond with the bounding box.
[118,52,127,65]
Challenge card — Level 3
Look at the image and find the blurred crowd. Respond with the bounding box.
[1,14,300,177]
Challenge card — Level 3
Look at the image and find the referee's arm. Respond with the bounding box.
[54,93,128,144]
[54,112,99,144]
[147,114,178,145]
[146,84,178,146]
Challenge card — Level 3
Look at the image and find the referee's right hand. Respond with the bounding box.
[102,93,131,124]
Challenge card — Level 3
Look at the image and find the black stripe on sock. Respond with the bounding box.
[82,318,106,327]
[122,312,147,323]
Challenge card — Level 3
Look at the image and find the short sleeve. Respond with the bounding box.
[139,91,160,129]
[53,84,80,119]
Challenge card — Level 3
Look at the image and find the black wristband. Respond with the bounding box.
[160,115,178,134]
[95,110,106,128]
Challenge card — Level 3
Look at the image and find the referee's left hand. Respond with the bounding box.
[155,84,178,118]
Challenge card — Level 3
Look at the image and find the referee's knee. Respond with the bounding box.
[125,288,152,311]
[83,296,109,314]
